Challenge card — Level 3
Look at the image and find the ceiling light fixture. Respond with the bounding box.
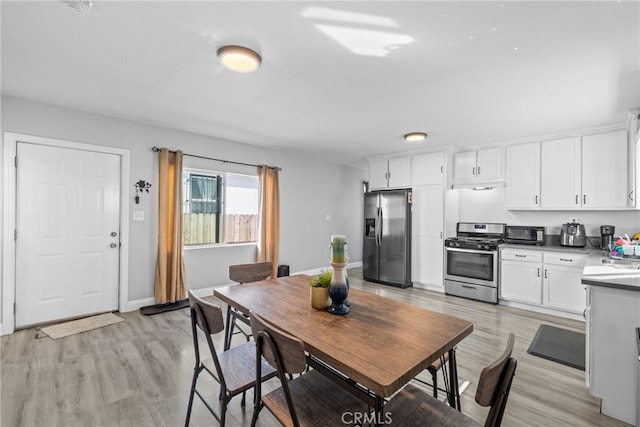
[404,132,427,142]
[64,0,92,12]
[217,46,262,73]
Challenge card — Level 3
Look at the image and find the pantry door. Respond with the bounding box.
[15,142,121,327]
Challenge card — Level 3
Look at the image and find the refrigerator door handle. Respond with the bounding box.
[376,207,382,246]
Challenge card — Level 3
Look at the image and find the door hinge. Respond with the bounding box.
[14,156,18,167]
[14,229,17,241]
[13,302,16,315]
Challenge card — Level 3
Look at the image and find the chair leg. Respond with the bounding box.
[430,368,438,399]
[184,368,200,427]
[220,396,229,427]
[250,401,263,427]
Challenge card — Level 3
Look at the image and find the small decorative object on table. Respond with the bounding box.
[309,270,332,309]
[328,235,349,315]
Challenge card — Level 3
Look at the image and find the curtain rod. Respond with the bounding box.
[151,146,281,171]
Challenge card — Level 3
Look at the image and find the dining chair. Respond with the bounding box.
[385,333,517,427]
[185,290,277,427]
[249,311,368,427]
[224,261,273,350]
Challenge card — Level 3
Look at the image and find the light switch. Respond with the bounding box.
[133,211,145,221]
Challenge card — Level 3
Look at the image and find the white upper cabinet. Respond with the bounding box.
[540,137,582,209]
[454,147,503,186]
[369,156,411,190]
[505,129,629,210]
[581,130,628,208]
[411,152,445,186]
[505,142,541,209]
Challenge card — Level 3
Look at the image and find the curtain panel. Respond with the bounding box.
[154,148,187,303]
[257,165,280,278]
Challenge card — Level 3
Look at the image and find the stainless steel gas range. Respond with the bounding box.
[444,222,506,304]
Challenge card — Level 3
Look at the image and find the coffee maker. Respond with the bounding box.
[600,225,615,250]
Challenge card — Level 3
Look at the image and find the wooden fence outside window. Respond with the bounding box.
[183,213,258,245]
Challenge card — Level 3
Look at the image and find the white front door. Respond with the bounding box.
[15,142,120,327]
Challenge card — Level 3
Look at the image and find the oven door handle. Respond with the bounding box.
[445,247,494,254]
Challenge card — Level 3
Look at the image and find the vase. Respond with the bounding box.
[310,287,331,309]
[328,261,349,315]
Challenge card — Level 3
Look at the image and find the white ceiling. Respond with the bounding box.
[2,1,639,166]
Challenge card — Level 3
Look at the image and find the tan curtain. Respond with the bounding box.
[257,165,280,278]
[154,148,186,303]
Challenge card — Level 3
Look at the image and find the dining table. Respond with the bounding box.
[214,274,474,426]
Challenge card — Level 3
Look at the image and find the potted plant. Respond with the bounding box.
[309,270,332,309]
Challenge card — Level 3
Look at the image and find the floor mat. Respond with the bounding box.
[40,312,124,339]
[527,324,585,371]
[140,299,189,315]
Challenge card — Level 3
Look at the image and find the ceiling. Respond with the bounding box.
[2,1,639,166]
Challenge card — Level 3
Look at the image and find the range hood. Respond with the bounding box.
[452,179,504,190]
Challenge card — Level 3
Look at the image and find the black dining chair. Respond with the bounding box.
[224,261,273,350]
[385,333,517,427]
[185,290,277,427]
[249,311,368,427]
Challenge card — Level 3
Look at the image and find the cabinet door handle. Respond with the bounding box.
[440,165,444,174]
[559,258,573,262]
[583,194,586,204]
[440,231,443,239]
[477,166,481,175]
[544,269,548,279]
[537,267,540,277]
[629,190,634,202]
[575,195,579,205]
[515,254,526,258]
[535,195,538,205]
[472,167,476,176]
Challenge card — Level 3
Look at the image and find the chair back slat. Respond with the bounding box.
[229,262,273,284]
[484,357,517,427]
[475,333,516,407]
[188,290,225,335]
[250,311,307,375]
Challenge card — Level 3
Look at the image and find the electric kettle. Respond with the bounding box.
[560,221,587,247]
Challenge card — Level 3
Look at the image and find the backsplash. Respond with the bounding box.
[456,187,640,236]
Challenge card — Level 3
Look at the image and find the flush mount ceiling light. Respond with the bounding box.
[217,46,262,73]
[64,0,92,12]
[404,132,427,142]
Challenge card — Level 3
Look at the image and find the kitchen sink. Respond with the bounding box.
[602,257,640,269]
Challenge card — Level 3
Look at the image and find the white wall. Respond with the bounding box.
[457,187,640,237]
[1,96,367,322]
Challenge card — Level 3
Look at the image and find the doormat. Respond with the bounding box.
[40,312,124,339]
[140,299,189,316]
[527,324,585,371]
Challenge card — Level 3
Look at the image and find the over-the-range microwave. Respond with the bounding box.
[503,225,545,245]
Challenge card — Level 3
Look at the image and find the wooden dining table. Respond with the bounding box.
[214,274,473,425]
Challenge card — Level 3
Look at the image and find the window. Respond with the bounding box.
[183,170,259,246]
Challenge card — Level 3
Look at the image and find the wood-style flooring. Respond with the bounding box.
[1,269,632,427]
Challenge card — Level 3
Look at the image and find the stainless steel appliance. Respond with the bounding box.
[560,221,587,247]
[504,225,545,245]
[363,189,412,288]
[444,222,505,304]
[600,225,615,250]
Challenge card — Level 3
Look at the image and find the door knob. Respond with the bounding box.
[110,243,118,248]
[110,231,117,237]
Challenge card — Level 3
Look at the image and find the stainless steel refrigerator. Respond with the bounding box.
[363,189,412,288]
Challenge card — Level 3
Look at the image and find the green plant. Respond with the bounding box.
[309,269,332,288]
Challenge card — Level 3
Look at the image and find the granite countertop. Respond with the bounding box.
[581,249,640,292]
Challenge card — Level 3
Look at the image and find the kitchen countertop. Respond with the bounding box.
[581,249,640,292]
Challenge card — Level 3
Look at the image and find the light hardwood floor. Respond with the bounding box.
[1,269,632,427]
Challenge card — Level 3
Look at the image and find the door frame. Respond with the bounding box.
[2,132,130,335]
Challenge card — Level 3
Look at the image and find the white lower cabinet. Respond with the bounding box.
[500,248,587,314]
[500,250,542,304]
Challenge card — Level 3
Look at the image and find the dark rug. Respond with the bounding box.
[140,299,189,316]
[527,324,585,371]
